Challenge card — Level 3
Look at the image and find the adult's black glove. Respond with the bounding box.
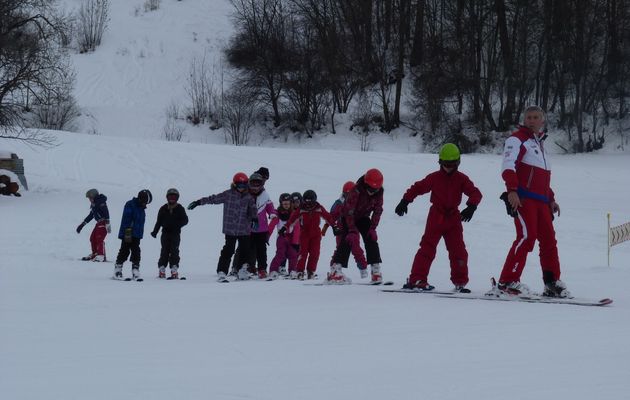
[395,199,410,216]
[460,204,477,222]
[500,192,518,218]
[187,200,200,210]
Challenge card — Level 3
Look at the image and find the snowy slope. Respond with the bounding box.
[1,131,630,400]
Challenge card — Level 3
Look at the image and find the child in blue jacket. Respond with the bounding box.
[114,190,152,280]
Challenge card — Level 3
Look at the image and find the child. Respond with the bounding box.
[150,188,189,279]
[247,172,277,279]
[187,172,257,282]
[323,181,368,278]
[279,190,336,280]
[395,143,482,292]
[268,193,299,279]
[76,188,111,262]
[114,189,152,280]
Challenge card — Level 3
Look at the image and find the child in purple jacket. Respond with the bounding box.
[187,172,258,282]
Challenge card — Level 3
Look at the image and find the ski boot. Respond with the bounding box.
[307,271,318,280]
[454,285,471,294]
[168,265,179,280]
[543,280,571,298]
[217,271,229,283]
[238,264,251,280]
[289,270,299,280]
[131,265,142,281]
[496,281,531,296]
[82,253,96,261]
[257,269,268,279]
[325,264,351,284]
[359,267,368,279]
[158,265,166,279]
[113,264,123,280]
[402,279,434,291]
[370,263,383,284]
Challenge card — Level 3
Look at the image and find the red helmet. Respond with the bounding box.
[233,172,248,184]
[364,168,383,190]
[342,181,356,193]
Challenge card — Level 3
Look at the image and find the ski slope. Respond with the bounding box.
[1,131,629,400]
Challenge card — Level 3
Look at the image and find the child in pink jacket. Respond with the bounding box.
[268,193,299,279]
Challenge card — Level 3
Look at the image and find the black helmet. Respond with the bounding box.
[138,189,152,205]
[166,188,179,200]
[86,188,99,199]
[255,167,270,181]
[303,190,317,203]
[291,192,302,202]
[279,193,291,203]
[249,173,264,189]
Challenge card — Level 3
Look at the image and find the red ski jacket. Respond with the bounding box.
[402,169,482,215]
[501,126,555,203]
[341,177,384,232]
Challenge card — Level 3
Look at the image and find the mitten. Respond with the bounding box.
[500,192,518,218]
[150,231,157,238]
[460,204,477,222]
[187,200,200,210]
[395,199,410,216]
[76,222,86,234]
[278,226,287,236]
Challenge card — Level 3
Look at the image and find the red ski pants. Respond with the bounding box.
[296,230,322,273]
[409,208,469,286]
[499,198,560,283]
[90,220,108,257]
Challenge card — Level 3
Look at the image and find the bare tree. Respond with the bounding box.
[221,85,257,146]
[76,0,110,53]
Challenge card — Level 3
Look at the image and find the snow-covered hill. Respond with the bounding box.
[1,130,629,399]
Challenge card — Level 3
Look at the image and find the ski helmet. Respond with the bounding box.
[255,167,270,181]
[166,188,179,200]
[438,143,460,161]
[249,173,264,188]
[138,189,152,205]
[291,192,302,203]
[86,188,99,199]
[233,172,249,185]
[364,169,383,190]
[342,181,356,194]
[303,190,317,203]
[279,193,292,203]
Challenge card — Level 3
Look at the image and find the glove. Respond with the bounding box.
[321,224,329,237]
[367,228,378,241]
[460,204,477,222]
[278,226,287,236]
[76,222,86,233]
[332,226,342,236]
[187,200,200,210]
[124,227,133,243]
[395,199,410,216]
[500,192,518,218]
[251,218,259,231]
[150,231,157,238]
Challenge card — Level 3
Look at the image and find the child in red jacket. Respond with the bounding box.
[279,190,336,280]
[395,143,482,292]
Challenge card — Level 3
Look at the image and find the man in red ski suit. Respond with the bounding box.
[395,144,482,291]
[496,106,569,298]
[331,168,384,283]
[280,190,336,279]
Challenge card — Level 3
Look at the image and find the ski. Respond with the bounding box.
[434,293,613,307]
[357,281,394,286]
[124,277,144,282]
[305,281,394,286]
[380,288,461,295]
[167,276,186,280]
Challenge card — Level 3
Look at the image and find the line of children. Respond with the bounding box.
[279,190,337,280]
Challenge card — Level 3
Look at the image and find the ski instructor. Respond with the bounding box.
[495,105,570,298]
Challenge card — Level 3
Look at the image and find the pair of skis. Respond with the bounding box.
[381,279,612,307]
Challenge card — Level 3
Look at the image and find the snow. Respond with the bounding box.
[1,131,630,400]
[1,1,629,399]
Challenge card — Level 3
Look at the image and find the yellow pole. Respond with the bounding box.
[607,213,611,267]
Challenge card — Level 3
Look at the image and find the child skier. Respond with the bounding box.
[114,189,152,280]
[323,181,368,278]
[150,188,189,279]
[268,193,299,279]
[279,190,337,280]
[247,172,277,279]
[395,143,482,292]
[76,188,111,262]
[187,172,257,282]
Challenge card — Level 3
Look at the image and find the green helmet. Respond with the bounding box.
[439,143,460,161]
